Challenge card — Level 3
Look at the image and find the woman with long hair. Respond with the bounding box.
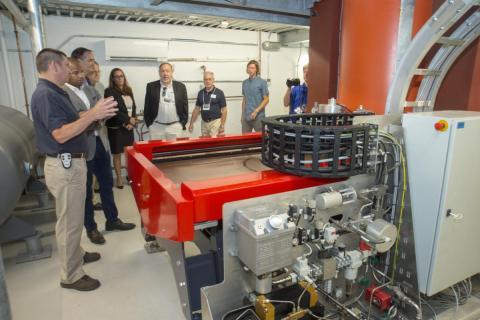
[105,68,137,189]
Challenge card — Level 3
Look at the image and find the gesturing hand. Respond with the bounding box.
[91,97,118,121]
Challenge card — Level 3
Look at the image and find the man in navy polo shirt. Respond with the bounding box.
[31,48,117,291]
[241,60,269,133]
[188,71,227,137]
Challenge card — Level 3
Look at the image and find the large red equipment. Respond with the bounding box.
[126,133,339,243]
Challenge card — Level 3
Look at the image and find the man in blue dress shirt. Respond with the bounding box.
[241,60,269,133]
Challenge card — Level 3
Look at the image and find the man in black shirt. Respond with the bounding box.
[31,48,117,291]
[188,71,227,137]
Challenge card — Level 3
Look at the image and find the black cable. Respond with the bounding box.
[221,305,254,320]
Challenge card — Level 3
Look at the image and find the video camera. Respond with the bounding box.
[286,78,301,88]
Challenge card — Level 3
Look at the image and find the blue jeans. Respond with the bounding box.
[84,137,119,231]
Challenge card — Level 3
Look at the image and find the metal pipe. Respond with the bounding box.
[317,287,362,319]
[0,248,12,320]
[186,95,243,102]
[272,275,292,285]
[11,14,30,118]
[391,286,422,320]
[0,17,16,108]
[27,0,45,56]
[180,80,243,83]
[257,30,261,67]
[0,0,29,30]
[56,34,257,50]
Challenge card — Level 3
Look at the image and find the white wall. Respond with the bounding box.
[0,14,307,136]
[0,13,37,114]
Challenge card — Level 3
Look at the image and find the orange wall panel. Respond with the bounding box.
[468,42,480,109]
[436,39,480,111]
[337,0,401,114]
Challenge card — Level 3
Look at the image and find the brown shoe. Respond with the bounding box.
[60,275,100,291]
[83,252,101,264]
[87,229,106,245]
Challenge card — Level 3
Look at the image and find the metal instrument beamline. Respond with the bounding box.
[153,148,262,163]
[151,143,262,162]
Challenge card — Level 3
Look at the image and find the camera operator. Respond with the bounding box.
[283,64,309,114]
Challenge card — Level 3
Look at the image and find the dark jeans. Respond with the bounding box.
[85,137,119,231]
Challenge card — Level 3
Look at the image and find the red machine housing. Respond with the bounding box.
[126,133,341,242]
[365,285,393,312]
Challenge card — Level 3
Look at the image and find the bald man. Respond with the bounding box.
[188,71,227,137]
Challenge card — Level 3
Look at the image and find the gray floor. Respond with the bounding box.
[2,185,185,320]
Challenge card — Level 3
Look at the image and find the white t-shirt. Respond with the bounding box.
[65,83,99,136]
[155,83,179,123]
[122,95,133,117]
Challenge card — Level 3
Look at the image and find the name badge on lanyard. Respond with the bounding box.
[202,88,216,112]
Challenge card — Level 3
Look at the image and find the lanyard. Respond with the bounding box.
[202,87,216,105]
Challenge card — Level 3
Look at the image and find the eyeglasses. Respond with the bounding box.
[162,87,166,97]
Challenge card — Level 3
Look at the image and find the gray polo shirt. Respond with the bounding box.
[31,79,88,154]
[242,76,269,118]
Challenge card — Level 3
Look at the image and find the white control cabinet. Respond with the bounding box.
[403,111,480,296]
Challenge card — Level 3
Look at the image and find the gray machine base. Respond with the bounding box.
[15,232,52,264]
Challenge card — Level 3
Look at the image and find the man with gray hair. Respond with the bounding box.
[144,62,189,140]
[188,71,227,137]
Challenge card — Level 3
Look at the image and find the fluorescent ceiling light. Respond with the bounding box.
[220,20,229,28]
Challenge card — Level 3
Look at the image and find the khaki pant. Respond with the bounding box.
[201,118,222,137]
[149,122,186,140]
[44,157,86,284]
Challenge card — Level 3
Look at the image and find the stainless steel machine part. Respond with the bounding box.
[201,174,374,320]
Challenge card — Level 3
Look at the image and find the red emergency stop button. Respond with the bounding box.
[434,120,448,132]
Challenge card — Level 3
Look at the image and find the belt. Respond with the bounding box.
[47,153,85,158]
[203,117,220,123]
[154,121,178,125]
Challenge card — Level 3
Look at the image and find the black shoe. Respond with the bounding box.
[60,275,101,291]
[145,233,156,242]
[93,202,103,211]
[83,252,101,264]
[116,178,124,189]
[105,219,136,231]
[87,229,106,245]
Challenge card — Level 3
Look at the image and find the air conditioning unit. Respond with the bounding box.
[104,39,168,62]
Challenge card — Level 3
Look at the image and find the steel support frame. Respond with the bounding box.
[157,227,223,320]
[385,0,480,114]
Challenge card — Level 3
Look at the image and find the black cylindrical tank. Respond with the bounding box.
[0,105,37,225]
